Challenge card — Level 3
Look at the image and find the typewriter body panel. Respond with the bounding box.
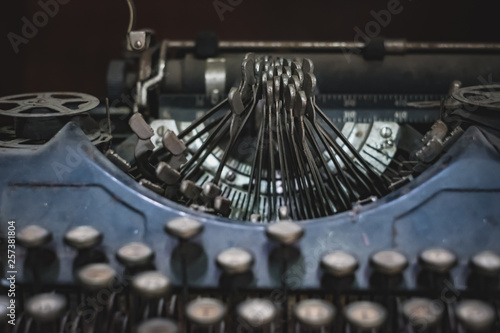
[1,5,500,332]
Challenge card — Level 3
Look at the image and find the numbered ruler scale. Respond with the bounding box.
[159,93,443,124]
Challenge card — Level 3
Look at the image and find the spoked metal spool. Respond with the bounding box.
[126,55,416,222]
[0,92,109,149]
[451,85,500,110]
[446,85,500,132]
[0,92,100,117]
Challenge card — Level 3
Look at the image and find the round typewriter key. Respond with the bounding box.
[77,263,117,290]
[165,217,204,240]
[132,271,171,299]
[456,300,495,332]
[402,298,443,328]
[470,251,500,276]
[321,250,359,277]
[294,299,335,328]
[345,301,387,330]
[266,220,304,245]
[18,225,52,248]
[419,247,457,273]
[64,225,102,250]
[117,242,154,267]
[26,293,67,323]
[137,318,178,333]
[216,247,254,274]
[186,298,226,326]
[0,296,8,324]
[370,250,408,275]
[237,298,277,328]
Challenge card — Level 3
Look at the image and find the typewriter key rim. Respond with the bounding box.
[265,220,305,245]
[137,318,179,333]
[116,241,155,267]
[402,298,444,328]
[64,225,103,250]
[418,247,457,273]
[77,263,117,290]
[456,299,496,331]
[321,250,359,277]
[237,298,278,328]
[26,293,67,323]
[470,250,500,276]
[216,247,254,274]
[370,249,408,275]
[344,301,387,330]
[293,299,336,328]
[165,217,204,240]
[132,271,172,298]
[17,225,52,248]
[186,298,226,326]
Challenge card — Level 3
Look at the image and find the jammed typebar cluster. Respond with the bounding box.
[128,54,388,222]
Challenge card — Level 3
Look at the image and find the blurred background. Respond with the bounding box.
[1,0,499,98]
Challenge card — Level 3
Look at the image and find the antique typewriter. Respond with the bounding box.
[1,1,500,332]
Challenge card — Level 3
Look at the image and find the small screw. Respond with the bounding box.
[380,126,393,138]
[225,171,236,182]
[133,40,143,49]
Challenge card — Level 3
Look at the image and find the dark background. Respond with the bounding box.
[1,0,499,98]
